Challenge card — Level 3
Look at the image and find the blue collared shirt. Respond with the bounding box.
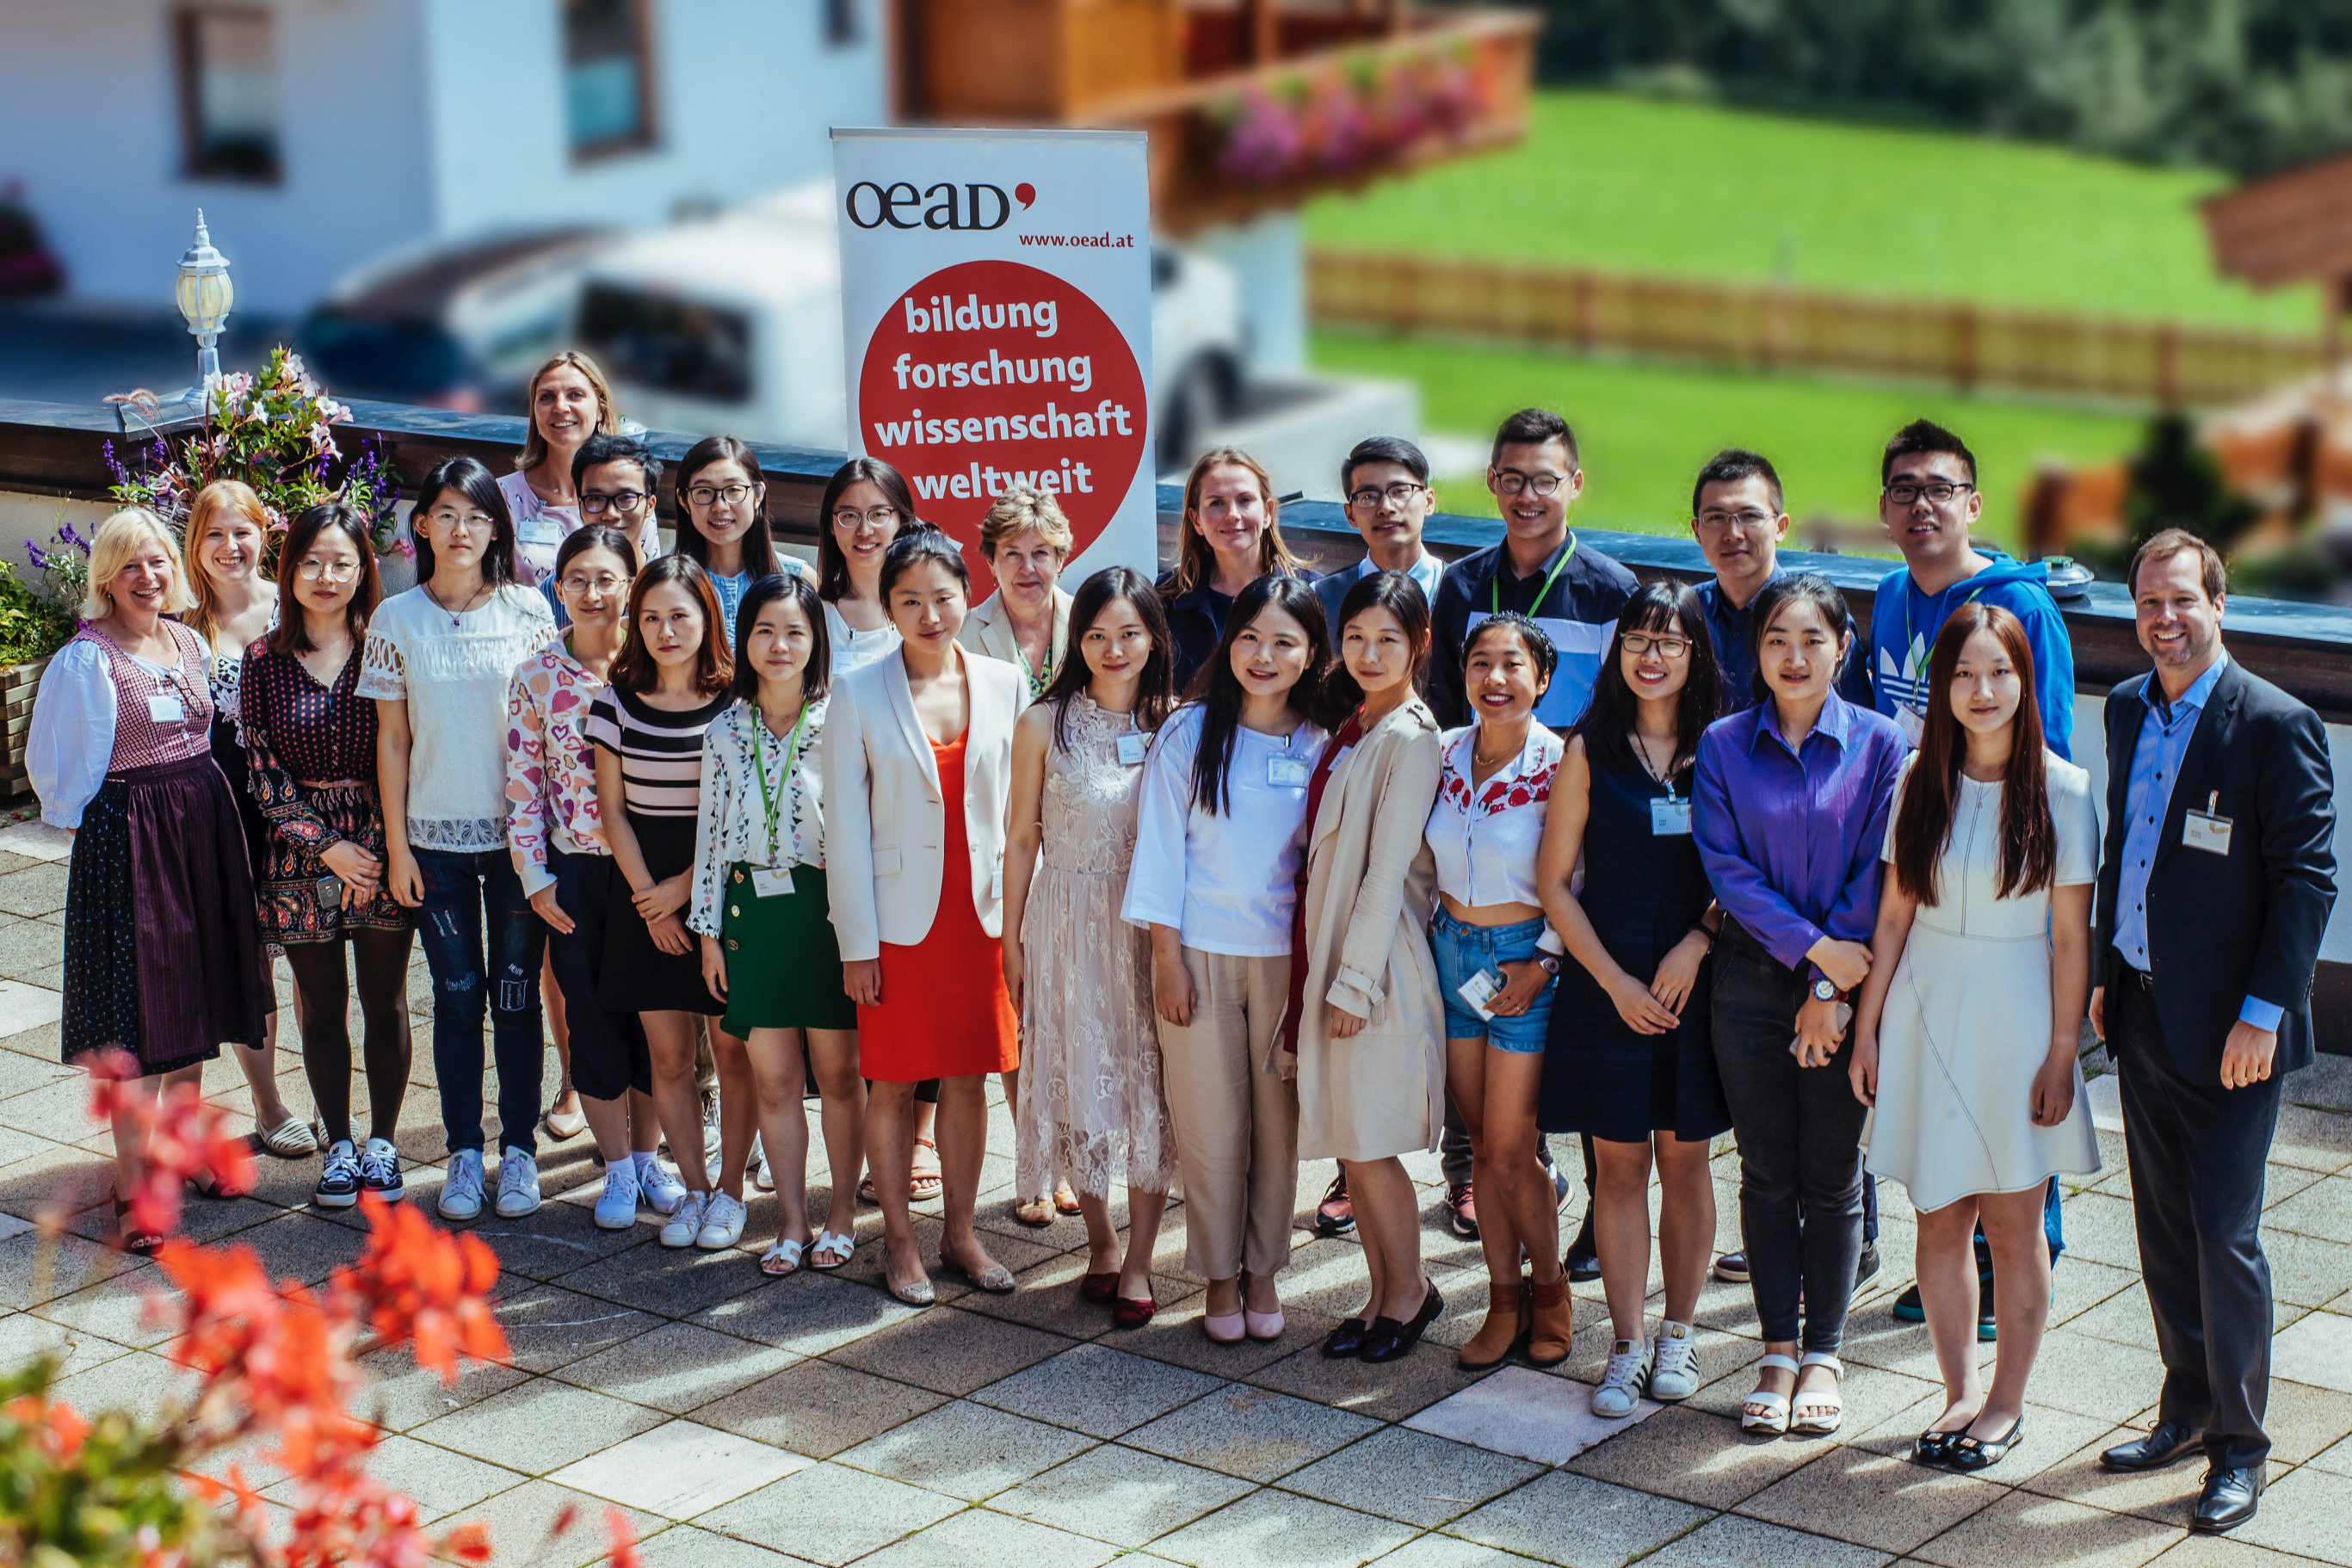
[2114,653,2281,1031]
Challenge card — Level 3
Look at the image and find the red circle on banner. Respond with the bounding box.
[857,258,1147,584]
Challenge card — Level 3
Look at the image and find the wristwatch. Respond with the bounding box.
[1811,978,1843,1003]
[1536,955,1561,977]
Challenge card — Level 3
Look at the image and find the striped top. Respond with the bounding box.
[586,684,732,818]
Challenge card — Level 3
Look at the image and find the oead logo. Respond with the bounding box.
[843,180,1015,231]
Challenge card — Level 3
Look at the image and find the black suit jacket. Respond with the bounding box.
[2094,657,2337,1084]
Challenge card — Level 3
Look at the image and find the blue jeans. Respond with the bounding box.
[416,848,546,1157]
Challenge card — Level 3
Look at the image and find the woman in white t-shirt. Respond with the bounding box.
[361,456,555,1227]
[498,351,641,589]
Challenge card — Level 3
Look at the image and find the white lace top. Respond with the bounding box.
[357,583,554,849]
[687,695,830,937]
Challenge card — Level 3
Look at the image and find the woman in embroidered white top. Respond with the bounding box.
[498,351,630,588]
[362,455,556,1226]
[690,574,862,1276]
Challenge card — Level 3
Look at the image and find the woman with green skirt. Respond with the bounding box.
[691,573,865,1276]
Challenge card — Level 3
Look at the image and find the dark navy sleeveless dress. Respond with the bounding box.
[1540,756,1730,1142]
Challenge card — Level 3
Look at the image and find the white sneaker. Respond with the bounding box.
[750,1133,774,1192]
[696,1192,748,1250]
[593,1167,642,1230]
[703,1121,723,1184]
[1649,1321,1701,1401]
[438,1149,485,1221]
[314,1140,361,1209]
[637,1158,688,1216]
[660,1190,708,1249]
[1593,1338,1652,1419]
[494,1147,541,1218]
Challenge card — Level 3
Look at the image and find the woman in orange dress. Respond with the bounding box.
[824,528,1027,1306]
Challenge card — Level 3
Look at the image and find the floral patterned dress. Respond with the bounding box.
[240,640,408,942]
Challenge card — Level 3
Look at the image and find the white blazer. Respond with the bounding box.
[957,584,1072,692]
[822,644,1026,960]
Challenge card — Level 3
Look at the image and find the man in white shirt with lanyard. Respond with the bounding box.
[1312,436,1449,634]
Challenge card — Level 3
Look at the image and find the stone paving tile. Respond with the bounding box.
[2271,1310,2352,1395]
[625,1523,793,1568]
[544,1225,768,1318]
[29,1265,176,1349]
[1634,1513,1893,1568]
[1145,1487,1421,1568]
[826,1299,1073,1395]
[835,1396,1097,1501]
[2263,1228,2352,1310]
[428,1478,657,1568]
[545,1419,808,1519]
[1447,1471,1711,1568]
[1126,1380,1383,1482]
[465,1196,663,1281]
[1849,1396,2114,1485]
[409,1376,670,1474]
[1247,1334,1485,1423]
[696,1460,961,1567]
[2151,1533,2337,1566]
[858,1505,1123,1568]
[2230,1463,2352,1559]
[2012,1328,2172,1425]
[1408,1366,1661,1467]
[2243,1378,2352,1465]
[354,1344,533,1433]
[0,1303,130,1379]
[690,1356,947,1459]
[264,1432,524,1522]
[1368,1536,1551,1567]
[954,1250,1160,1340]
[689,1266,923,1356]
[1563,1405,1830,1511]
[0,1139,116,1222]
[1276,1425,1542,1527]
[1116,1295,1340,1379]
[487,1283,660,1374]
[1733,1439,2005,1555]
[1911,1490,2185,1568]
[973,1340,1225,1436]
[551,1319,800,1414]
[2264,1175,2352,1244]
[989,1442,1258,1547]
[49,1344,199,1414]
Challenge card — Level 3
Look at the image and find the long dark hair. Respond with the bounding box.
[609,554,732,696]
[1577,581,1722,784]
[818,457,919,602]
[1042,567,1175,753]
[730,573,831,704]
[1891,602,2055,905]
[268,502,380,657]
[1746,571,1853,707]
[1317,570,1430,727]
[675,435,781,581]
[410,455,518,586]
[1186,575,1329,817]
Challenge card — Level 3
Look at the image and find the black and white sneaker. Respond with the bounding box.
[315,1140,362,1208]
[359,1137,404,1203]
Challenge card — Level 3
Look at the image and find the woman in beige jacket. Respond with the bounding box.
[1286,571,1448,1364]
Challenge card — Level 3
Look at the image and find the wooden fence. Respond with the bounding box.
[1306,249,2325,407]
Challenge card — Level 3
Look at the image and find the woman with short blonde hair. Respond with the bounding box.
[80,507,196,620]
[503,350,625,587]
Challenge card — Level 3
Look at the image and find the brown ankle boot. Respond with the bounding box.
[1526,1275,1574,1367]
[1456,1281,1528,1369]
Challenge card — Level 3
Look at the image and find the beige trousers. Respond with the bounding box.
[1155,947,1300,1281]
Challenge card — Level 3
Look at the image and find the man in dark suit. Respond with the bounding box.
[2090,528,2337,1534]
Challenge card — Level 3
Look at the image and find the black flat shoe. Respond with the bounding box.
[1360,1281,1444,1364]
[1913,1429,1959,1466]
[1321,1317,1371,1358]
[2100,1421,2204,1472]
[1944,1417,2023,1472]
[1562,1217,1600,1283]
[2193,1466,2263,1534]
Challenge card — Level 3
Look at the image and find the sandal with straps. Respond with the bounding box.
[760,1237,808,1277]
[809,1229,855,1271]
[1742,1353,1799,1435]
[1791,1352,1844,1435]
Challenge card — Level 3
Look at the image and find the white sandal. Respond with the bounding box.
[809,1229,855,1271]
[1791,1352,1844,1435]
[1742,1353,1799,1435]
[760,1238,808,1277]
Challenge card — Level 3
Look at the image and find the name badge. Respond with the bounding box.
[991,862,1005,899]
[1650,796,1693,836]
[1456,965,1503,1022]
[1267,756,1311,788]
[147,691,185,723]
[2184,793,2232,856]
[1115,732,1148,767]
[516,514,564,546]
[750,866,794,898]
[1893,702,1926,749]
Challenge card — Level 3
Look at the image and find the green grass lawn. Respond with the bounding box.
[1313,330,2147,551]
[1306,91,2316,332]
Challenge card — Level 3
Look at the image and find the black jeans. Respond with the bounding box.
[1710,920,1867,1354]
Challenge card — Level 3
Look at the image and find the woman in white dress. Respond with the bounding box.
[1851,601,2100,1475]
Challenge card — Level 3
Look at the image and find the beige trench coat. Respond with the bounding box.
[1282,698,1447,1163]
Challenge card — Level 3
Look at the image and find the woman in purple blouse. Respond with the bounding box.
[1692,572,1907,1440]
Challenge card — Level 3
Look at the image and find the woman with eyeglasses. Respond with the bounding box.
[818,457,912,678]
[1538,583,1732,1420]
[507,526,690,1232]
[241,503,414,1209]
[674,435,813,644]
[500,353,638,588]
[362,455,557,1226]
[1158,448,1313,694]
[182,478,311,1160]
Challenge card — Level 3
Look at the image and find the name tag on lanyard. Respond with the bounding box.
[147,690,186,724]
[1650,796,1693,836]
[1268,755,1310,788]
[750,866,794,897]
[2184,792,2232,855]
[1115,732,1148,767]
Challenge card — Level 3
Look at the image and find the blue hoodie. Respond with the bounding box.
[1867,552,2074,761]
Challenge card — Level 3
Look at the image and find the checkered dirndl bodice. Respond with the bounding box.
[79,622,215,771]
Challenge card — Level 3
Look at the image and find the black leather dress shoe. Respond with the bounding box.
[2193,1466,2263,1534]
[1563,1217,1601,1283]
[1360,1281,1445,1363]
[2099,1422,2205,1472]
[1320,1318,1370,1359]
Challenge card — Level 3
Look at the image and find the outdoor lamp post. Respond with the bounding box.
[174,209,233,407]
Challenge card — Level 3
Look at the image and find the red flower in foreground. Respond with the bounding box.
[331,1194,509,1384]
[84,1050,255,1239]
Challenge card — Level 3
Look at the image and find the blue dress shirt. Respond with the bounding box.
[2113,653,2281,1031]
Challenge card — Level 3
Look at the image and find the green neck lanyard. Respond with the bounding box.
[1014,639,1050,701]
[750,701,810,868]
[1492,533,1576,615]
[1902,581,1986,683]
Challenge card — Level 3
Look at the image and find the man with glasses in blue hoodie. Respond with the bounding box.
[1865,418,2076,1337]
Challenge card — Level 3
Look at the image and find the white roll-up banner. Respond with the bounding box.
[830,127,1156,590]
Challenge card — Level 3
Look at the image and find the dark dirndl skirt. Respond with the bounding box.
[61,754,270,1075]
[598,812,725,1017]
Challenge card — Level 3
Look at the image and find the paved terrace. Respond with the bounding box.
[1,814,2349,1568]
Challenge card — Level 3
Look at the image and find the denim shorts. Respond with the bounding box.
[1430,910,1556,1051]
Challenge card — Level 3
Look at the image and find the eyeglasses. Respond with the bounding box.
[1348,481,1428,510]
[561,571,630,596]
[1492,470,1569,497]
[1884,479,1975,508]
[426,508,490,535]
[296,558,361,582]
[1696,509,1775,532]
[1622,633,1693,658]
[581,489,647,515]
[686,483,755,509]
[832,506,900,530]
